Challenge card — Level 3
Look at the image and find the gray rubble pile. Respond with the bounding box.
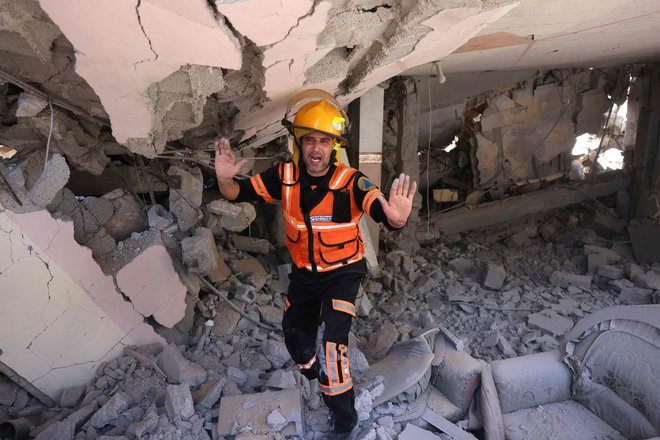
[1,199,657,439]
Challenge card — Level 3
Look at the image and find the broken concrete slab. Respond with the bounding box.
[583,244,622,263]
[160,344,207,387]
[619,287,654,305]
[16,92,48,117]
[59,384,86,407]
[181,227,230,282]
[193,377,225,410]
[168,164,203,232]
[632,271,660,291]
[549,271,592,290]
[206,199,256,232]
[102,189,147,240]
[262,339,290,370]
[596,264,625,280]
[90,391,132,428]
[26,153,70,208]
[483,263,506,290]
[527,313,574,336]
[165,383,195,422]
[230,234,273,254]
[147,204,174,231]
[116,244,187,328]
[232,258,268,291]
[217,389,304,437]
[212,300,244,336]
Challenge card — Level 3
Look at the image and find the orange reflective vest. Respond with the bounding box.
[273,162,382,272]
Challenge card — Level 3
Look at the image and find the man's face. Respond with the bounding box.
[300,132,335,176]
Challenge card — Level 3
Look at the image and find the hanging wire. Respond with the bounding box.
[44,97,54,172]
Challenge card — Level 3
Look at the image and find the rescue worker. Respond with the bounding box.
[214,90,416,440]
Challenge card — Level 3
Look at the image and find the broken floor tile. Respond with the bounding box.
[217,389,303,437]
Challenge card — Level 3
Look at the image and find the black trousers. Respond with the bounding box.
[282,261,365,433]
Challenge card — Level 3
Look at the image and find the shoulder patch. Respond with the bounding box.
[357,176,376,192]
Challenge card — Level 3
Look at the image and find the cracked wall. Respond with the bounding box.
[0,207,165,398]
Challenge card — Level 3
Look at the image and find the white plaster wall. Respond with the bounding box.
[0,208,163,398]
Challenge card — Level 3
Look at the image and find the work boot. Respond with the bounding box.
[325,422,359,440]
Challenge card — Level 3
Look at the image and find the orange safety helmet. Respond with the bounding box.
[282,89,350,166]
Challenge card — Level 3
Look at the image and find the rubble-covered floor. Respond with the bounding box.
[1,199,657,440]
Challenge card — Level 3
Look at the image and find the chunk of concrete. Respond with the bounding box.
[165,383,195,421]
[232,257,267,290]
[483,263,506,290]
[168,164,202,231]
[619,287,654,305]
[262,339,290,369]
[34,420,74,440]
[632,271,660,291]
[227,366,248,386]
[365,321,398,359]
[27,154,70,208]
[217,390,303,437]
[587,252,610,274]
[90,391,132,428]
[583,244,621,263]
[597,264,625,280]
[147,204,174,230]
[59,384,86,407]
[206,200,256,232]
[265,371,297,390]
[161,344,207,387]
[181,227,230,282]
[592,212,626,235]
[126,408,159,439]
[527,312,574,336]
[549,271,592,290]
[259,305,283,327]
[212,300,244,336]
[16,92,48,117]
[103,189,148,240]
[116,244,187,328]
[193,377,225,410]
[230,234,273,254]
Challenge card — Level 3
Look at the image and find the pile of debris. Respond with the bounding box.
[1,191,657,439]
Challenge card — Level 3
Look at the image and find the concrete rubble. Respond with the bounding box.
[2,196,654,439]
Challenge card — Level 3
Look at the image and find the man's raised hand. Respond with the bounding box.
[378,173,417,229]
[214,137,247,182]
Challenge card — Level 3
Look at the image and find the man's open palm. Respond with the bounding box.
[215,138,247,181]
[379,173,417,228]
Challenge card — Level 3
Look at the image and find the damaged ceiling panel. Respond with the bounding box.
[16,0,520,156]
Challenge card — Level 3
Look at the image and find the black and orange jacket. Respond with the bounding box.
[236,162,385,272]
